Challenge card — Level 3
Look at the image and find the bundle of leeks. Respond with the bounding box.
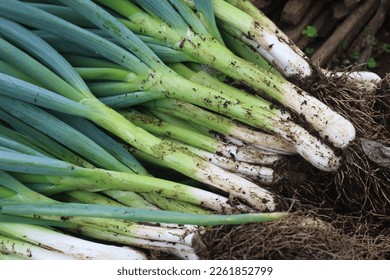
[0,0,361,259]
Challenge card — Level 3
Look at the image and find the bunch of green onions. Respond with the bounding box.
[0,0,357,259]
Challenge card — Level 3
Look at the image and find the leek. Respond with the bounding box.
[2,203,287,226]
[94,0,355,149]
[0,3,286,209]
[0,223,147,260]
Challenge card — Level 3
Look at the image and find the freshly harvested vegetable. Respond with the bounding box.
[121,109,282,165]
[0,0,345,172]
[216,0,381,85]
[0,0,364,260]
[93,0,355,149]
[2,202,287,226]
[144,99,296,155]
[0,222,147,260]
[0,170,286,259]
[0,171,200,259]
[0,5,283,211]
[0,150,234,212]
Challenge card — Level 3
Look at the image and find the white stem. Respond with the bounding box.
[229,125,297,155]
[0,223,147,260]
[194,161,280,211]
[214,133,246,146]
[129,145,273,211]
[0,233,76,260]
[131,224,198,247]
[215,134,286,155]
[184,144,278,184]
[74,225,201,260]
[128,238,200,260]
[322,69,381,92]
[280,83,356,148]
[272,120,342,172]
[213,0,312,77]
[215,142,283,165]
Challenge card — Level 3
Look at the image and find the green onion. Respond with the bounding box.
[2,202,288,226]
[0,171,286,259]
[0,223,147,259]
[144,99,296,155]
[121,109,282,165]
[0,1,290,209]
[0,4,283,209]
[92,0,355,149]
[69,1,342,169]
[0,172,209,259]
[209,0,312,77]
[220,0,381,86]
[0,233,77,260]
[0,96,132,172]
[64,224,200,260]
[0,109,94,168]
[0,151,236,212]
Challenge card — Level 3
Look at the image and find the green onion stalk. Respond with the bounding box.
[71,0,343,170]
[0,172,202,259]
[63,224,203,260]
[2,202,287,226]
[0,188,203,261]
[121,109,283,165]
[0,132,212,258]
[61,189,205,217]
[0,171,287,259]
[0,135,49,159]
[137,108,287,177]
[0,222,147,260]
[92,0,355,150]
[129,142,278,185]
[8,1,340,171]
[0,233,76,260]
[0,151,235,212]
[215,0,381,86]
[209,0,312,77]
[0,96,164,211]
[0,4,286,211]
[32,1,370,136]
[144,99,296,155]
[50,114,201,212]
[0,119,93,168]
[0,94,267,212]
[60,54,296,155]
[0,201,284,260]
[0,97,223,214]
[1,0,343,172]
[220,30,281,75]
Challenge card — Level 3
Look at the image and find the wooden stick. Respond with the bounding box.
[348,0,390,67]
[283,1,325,42]
[296,8,332,50]
[251,0,272,9]
[311,0,380,67]
[344,0,361,8]
[280,0,312,25]
[332,1,357,20]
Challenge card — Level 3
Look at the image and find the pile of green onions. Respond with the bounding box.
[0,0,358,259]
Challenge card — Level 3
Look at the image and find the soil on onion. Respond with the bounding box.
[200,71,390,261]
[201,4,390,260]
[150,2,389,260]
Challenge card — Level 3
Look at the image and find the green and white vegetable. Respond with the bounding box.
[0,0,362,260]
